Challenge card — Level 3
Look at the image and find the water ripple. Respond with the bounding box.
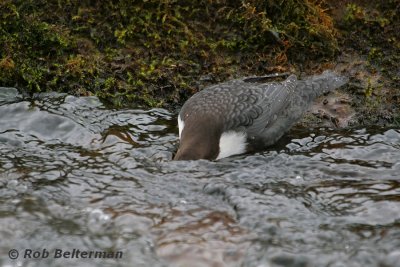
[0,88,399,267]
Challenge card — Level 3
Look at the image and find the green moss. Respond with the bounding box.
[0,56,15,80]
[0,0,341,108]
[368,47,383,62]
[344,3,365,22]
[341,1,399,72]
[339,0,399,123]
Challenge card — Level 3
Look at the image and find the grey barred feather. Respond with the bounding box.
[179,70,347,147]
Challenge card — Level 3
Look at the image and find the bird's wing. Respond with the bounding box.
[179,75,298,135]
[232,75,297,136]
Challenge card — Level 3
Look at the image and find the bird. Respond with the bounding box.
[174,70,348,160]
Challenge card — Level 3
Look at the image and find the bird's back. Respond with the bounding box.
[246,70,348,146]
[176,70,347,159]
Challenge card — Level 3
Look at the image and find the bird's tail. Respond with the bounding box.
[302,70,348,97]
[287,70,348,117]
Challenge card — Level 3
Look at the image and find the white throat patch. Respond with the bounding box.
[178,115,184,139]
[217,131,247,160]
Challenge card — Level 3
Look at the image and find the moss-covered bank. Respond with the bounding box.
[0,0,398,125]
[1,0,339,107]
[335,0,400,126]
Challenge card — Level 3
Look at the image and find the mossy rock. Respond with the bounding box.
[1,0,340,108]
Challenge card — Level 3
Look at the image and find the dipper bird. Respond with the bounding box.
[174,70,347,160]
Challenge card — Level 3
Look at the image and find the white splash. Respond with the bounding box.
[217,131,247,159]
[178,115,184,139]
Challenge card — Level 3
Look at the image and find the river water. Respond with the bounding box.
[0,87,399,267]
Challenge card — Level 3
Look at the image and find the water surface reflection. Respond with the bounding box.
[0,88,399,267]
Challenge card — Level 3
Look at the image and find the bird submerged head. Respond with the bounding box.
[174,115,221,160]
[174,114,248,161]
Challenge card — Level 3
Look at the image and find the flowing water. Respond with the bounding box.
[0,87,399,267]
